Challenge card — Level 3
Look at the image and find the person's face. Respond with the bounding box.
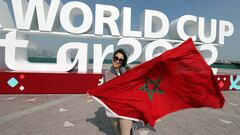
[112,52,124,69]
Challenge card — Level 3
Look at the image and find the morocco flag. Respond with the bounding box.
[87,38,225,127]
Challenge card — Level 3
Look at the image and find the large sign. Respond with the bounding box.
[0,70,102,94]
[0,0,234,73]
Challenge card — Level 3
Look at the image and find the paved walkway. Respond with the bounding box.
[0,91,239,135]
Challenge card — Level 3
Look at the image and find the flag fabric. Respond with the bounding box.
[87,38,225,127]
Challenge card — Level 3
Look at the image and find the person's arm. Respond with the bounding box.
[125,64,131,71]
[103,70,113,83]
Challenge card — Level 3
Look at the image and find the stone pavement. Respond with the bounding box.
[0,91,239,135]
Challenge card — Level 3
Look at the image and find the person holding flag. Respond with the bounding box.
[88,38,225,134]
[102,48,134,135]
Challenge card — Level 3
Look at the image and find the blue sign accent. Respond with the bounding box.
[7,77,18,88]
[229,75,240,90]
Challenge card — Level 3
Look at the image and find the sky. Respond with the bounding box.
[64,0,240,61]
[2,0,240,61]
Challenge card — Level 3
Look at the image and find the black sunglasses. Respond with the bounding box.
[113,56,124,63]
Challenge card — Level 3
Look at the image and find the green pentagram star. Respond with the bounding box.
[139,76,164,101]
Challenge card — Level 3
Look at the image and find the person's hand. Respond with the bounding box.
[86,92,93,103]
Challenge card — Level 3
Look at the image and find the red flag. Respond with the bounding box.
[88,38,225,127]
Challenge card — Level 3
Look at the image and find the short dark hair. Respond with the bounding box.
[113,48,128,67]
